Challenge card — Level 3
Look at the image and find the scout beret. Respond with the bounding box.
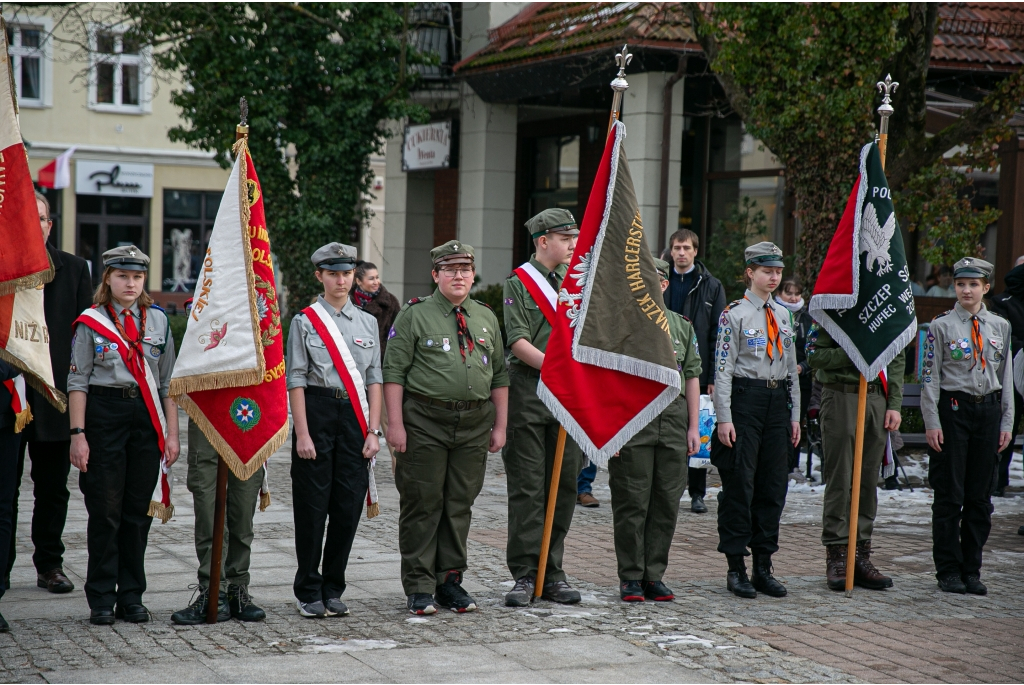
[102,245,149,271]
[431,240,475,266]
[526,208,579,240]
[953,257,993,280]
[311,242,358,271]
[745,241,785,268]
[654,258,671,281]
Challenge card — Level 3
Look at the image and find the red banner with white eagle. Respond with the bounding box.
[169,138,288,480]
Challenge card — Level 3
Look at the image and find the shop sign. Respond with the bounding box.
[75,160,155,197]
[402,121,452,171]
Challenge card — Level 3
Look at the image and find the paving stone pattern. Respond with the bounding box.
[1,410,1023,683]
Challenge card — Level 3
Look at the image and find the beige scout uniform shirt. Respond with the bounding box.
[68,303,176,398]
[286,295,382,391]
[712,290,800,424]
[921,302,1015,432]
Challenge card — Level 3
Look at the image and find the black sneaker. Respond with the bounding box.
[962,574,987,596]
[296,599,327,618]
[324,598,349,616]
[227,584,266,622]
[691,496,708,513]
[643,580,675,601]
[936,573,967,594]
[435,571,477,613]
[0,610,9,632]
[407,593,437,615]
[620,580,645,602]
[541,579,581,604]
[505,576,535,607]
[172,585,230,625]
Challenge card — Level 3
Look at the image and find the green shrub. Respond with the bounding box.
[471,282,506,346]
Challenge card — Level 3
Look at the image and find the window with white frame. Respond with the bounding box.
[90,28,147,112]
[6,23,45,106]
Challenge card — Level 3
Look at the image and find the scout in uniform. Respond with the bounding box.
[610,259,702,602]
[286,243,383,618]
[383,240,509,615]
[67,246,179,625]
[922,257,1014,595]
[501,208,582,607]
[806,324,905,591]
[711,242,800,599]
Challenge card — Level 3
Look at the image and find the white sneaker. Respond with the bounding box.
[296,599,326,618]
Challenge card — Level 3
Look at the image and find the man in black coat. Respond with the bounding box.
[5,193,92,594]
[663,229,726,513]
[988,256,1024,497]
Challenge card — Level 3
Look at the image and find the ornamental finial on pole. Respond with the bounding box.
[237,96,249,138]
[876,74,898,130]
[611,44,632,93]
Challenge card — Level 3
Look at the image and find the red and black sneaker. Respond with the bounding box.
[435,571,478,613]
[643,580,675,601]
[620,580,645,602]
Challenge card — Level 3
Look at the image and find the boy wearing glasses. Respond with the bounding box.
[383,241,509,615]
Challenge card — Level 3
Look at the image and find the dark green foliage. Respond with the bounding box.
[704,196,768,303]
[471,282,506,347]
[123,3,427,312]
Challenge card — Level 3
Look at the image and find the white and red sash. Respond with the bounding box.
[3,375,31,433]
[302,301,379,517]
[75,307,173,522]
[514,262,558,328]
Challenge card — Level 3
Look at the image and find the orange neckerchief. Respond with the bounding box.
[970,316,986,372]
[745,296,782,363]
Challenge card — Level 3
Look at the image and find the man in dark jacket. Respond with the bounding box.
[664,229,726,513]
[988,256,1024,496]
[5,193,92,594]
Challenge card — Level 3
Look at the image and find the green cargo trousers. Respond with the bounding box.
[186,421,263,589]
[819,387,887,546]
[394,396,495,595]
[608,397,689,582]
[502,368,580,582]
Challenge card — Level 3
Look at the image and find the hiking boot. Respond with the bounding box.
[936,573,967,594]
[172,585,230,625]
[854,541,892,590]
[751,554,787,597]
[962,574,987,596]
[643,580,675,601]
[296,599,327,617]
[324,598,349,616]
[691,496,708,513]
[825,545,847,591]
[435,571,477,613]
[726,555,756,598]
[620,580,645,602]
[505,576,535,607]
[407,593,437,615]
[227,584,266,622]
[577,493,600,508]
[542,579,581,604]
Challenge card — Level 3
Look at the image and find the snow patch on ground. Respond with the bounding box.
[301,637,397,653]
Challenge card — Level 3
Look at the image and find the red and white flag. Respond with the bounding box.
[37,146,77,189]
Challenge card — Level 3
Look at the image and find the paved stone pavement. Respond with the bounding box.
[1,410,1023,683]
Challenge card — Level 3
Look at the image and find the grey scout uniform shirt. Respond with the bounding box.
[68,302,176,398]
[286,294,382,392]
[713,289,800,424]
[921,302,1014,432]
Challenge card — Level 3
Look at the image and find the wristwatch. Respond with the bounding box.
[368,428,384,438]
[70,427,85,436]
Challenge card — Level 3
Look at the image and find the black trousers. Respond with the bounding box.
[79,395,161,609]
[0,425,20,599]
[687,467,706,498]
[711,384,791,557]
[7,439,72,577]
[996,389,1022,491]
[929,391,1000,578]
[291,391,368,604]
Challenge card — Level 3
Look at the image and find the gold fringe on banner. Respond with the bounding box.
[260,490,271,512]
[147,500,174,524]
[0,347,67,412]
[12,406,32,434]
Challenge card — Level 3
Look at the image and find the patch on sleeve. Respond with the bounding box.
[388,326,397,340]
[407,297,425,305]
[504,297,514,305]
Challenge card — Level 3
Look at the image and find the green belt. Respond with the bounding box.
[406,391,488,411]
[823,382,882,395]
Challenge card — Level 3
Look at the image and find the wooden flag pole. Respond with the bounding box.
[535,46,633,599]
[844,75,897,597]
[207,97,250,622]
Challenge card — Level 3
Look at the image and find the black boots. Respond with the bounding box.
[751,554,787,597]
[726,555,756,598]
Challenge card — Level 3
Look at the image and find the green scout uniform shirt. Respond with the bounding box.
[502,256,567,369]
[805,324,905,412]
[383,288,510,401]
[668,310,702,384]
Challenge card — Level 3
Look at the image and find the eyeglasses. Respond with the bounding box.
[39,216,51,224]
[438,267,474,277]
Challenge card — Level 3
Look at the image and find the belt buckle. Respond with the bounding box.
[334,388,344,400]
[767,379,779,389]
[455,400,467,411]
[127,386,139,399]
[972,394,984,403]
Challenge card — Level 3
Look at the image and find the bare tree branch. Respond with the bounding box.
[682,2,751,122]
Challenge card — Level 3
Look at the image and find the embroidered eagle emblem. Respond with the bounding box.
[861,202,896,276]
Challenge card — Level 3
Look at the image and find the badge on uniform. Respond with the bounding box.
[478,337,486,345]
[426,339,435,347]
[388,326,397,340]
[504,298,514,305]
[442,337,451,352]
[151,346,161,358]
[783,337,792,349]
[482,354,488,366]
[747,337,767,348]
[110,343,119,351]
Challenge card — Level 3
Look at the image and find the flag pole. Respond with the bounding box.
[535,46,633,599]
[844,75,898,597]
[206,97,250,622]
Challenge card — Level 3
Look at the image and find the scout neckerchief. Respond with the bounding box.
[106,303,147,378]
[454,305,474,362]
[970,316,986,372]
[514,262,558,328]
[2,375,31,433]
[75,306,173,522]
[302,300,379,518]
[746,295,782,363]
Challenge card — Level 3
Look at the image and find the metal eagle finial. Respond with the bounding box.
[239,97,248,126]
[876,74,898,119]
